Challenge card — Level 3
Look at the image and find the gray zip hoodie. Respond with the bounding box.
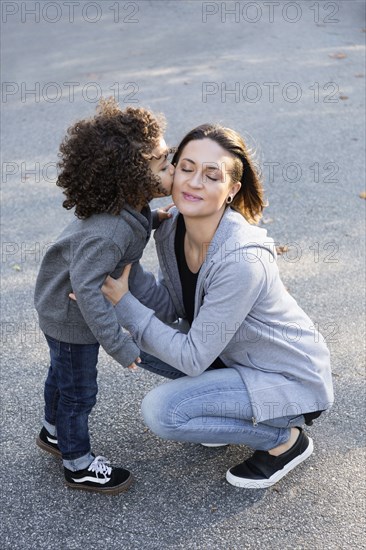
[34,205,157,367]
[117,207,334,423]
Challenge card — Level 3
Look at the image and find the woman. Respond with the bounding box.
[101,124,334,489]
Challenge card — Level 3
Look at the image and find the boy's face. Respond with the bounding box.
[149,137,174,197]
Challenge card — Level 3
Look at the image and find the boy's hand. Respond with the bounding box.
[128,357,141,371]
[156,202,175,221]
[101,263,132,305]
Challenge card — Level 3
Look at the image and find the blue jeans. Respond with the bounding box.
[43,334,99,470]
[139,353,305,451]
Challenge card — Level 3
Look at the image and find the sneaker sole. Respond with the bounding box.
[36,436,62,458]
[65,473,133,495]
[226,437,314,489]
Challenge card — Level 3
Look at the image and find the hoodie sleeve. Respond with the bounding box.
[151,209,161,230]
[128,261,179,323]
[69,236,140,367]
[114,253,268,376]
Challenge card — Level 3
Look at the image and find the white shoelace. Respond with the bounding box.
[88,456,112,478]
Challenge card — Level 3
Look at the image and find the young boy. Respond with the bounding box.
[34,98,174,495]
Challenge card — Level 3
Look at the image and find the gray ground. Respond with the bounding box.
[1,1,365,549]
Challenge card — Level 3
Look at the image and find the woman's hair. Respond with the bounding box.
[56,97,166,219]
[172,124,265,224]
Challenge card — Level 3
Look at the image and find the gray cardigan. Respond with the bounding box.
[34,205,157,367]
[117,207,334,423]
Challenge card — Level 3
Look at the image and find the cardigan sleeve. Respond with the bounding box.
[128,261,179,324]
[114,254,268,376]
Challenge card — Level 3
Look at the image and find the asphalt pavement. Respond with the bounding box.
[1,1,365,549]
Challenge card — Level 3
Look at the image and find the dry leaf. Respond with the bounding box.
[276,245,288,255]
[12,264,21,271]
[359,191,366,199]
[328,52,347,59]
[339,95,349,100]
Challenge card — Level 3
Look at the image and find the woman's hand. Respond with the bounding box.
[68,264,131,305]
[69,264,131,306]
[101,263,132,306]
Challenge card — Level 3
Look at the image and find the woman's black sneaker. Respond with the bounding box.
[36,427,61,458]
[64,455,133,494]
[226,428,313,489]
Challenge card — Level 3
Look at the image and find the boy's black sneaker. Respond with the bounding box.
[64,455,133,494]
[226,428,313,489]
[36,427,61,458]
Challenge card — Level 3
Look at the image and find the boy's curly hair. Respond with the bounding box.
[56,97,166,219]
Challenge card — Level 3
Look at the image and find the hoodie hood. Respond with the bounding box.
[155,206,277,264]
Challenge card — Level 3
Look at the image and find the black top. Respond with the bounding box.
[174,214,226,370]
[174,214,199,326]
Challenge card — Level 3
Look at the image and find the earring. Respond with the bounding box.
[226,196,233,204]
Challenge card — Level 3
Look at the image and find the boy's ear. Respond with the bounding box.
[141,151,152,161]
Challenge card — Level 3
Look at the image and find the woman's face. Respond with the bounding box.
[149,137,174,197]
[172,138,241,218]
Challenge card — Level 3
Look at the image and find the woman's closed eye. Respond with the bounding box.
[181,167,217,181]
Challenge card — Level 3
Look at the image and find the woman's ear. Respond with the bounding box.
[231,181,242,198]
